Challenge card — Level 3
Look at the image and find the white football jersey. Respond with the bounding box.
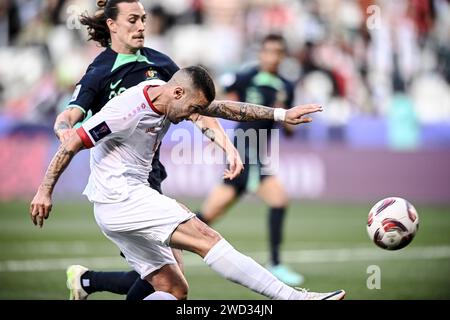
[76,79,171,203]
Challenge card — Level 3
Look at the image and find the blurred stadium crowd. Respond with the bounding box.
[0,0,449,149]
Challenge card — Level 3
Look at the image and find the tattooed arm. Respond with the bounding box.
[30,131,84,228]
[190,115,244,179]
[54,107,85,143]
[190,115,226,148]
[200,101,274,122]
[200,100,323,125]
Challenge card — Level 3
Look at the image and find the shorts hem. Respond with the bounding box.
[139,262,178,280]
[163,213,195,246]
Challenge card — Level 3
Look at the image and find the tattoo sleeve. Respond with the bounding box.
[200,100,275,122]
[54,121,71,137]
[40,145,76,194]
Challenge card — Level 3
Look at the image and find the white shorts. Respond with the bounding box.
[93,185,195,279]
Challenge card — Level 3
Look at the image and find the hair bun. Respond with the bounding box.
[96,0,107,8]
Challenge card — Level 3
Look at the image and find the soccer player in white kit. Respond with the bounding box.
[30,66,345,300]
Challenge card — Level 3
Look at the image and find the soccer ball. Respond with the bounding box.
[367,197,419,250]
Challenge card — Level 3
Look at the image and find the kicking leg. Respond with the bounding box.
[169,216,344,300]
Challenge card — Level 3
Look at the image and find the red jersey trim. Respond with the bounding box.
[76,127,94,149]
[143,85,164,115]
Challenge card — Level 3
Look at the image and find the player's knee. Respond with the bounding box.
[269,189,289,207]
[171,278,189,300]
[206,232,223,256]
[277,196,289,207]
[267,196,288,208]
[196,223,223,256]
[206,229,222,246]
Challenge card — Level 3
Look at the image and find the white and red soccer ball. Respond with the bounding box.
[367,197,419,250]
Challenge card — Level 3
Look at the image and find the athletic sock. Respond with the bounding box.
[81,270,140,295]
[126,277,155,300]
[269,207,286,266]
[203,239,304,300]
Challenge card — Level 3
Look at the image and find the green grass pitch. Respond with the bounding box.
[1,199,449,300]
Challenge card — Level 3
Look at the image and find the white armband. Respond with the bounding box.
[274,108,287,122]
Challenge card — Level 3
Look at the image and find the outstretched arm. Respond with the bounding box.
[30,130,84,228]
[54,107,85,143]
[200,100,323,124]
[200,100,274,122]
[190,115,244,180]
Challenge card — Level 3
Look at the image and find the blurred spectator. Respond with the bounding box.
[387,78,419,150]
[0,0,449,147]
[0,0,21,46]
[144,5,174,54]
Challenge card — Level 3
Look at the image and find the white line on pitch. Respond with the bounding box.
[1,245,450,272]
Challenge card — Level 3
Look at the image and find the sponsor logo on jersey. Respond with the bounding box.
[109,79,126,100]
[89,121,112,142]
[110,79,123,89]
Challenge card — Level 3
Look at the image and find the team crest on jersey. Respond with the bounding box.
[89,121,112,142]
[146,69,158,79]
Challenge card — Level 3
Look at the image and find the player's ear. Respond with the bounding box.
[106,18,117,33]
[173,87,184,100]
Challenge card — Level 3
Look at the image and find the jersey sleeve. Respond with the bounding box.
[67,66,103,116]
[76,102,142,149]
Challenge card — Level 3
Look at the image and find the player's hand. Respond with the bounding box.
[56,128,74,144]
[284,104,323,125]
[224,147,244,180]
[30,187,52,228]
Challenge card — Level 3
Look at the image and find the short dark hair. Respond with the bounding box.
[182,66,216,103]
[262,34,287,51]
[80,0,138,47]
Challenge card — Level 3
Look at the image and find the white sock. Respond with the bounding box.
[144,291,177,300]
[203,239,305,300]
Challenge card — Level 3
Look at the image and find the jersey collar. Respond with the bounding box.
[143,85,164,115]
[111,49,154,72]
